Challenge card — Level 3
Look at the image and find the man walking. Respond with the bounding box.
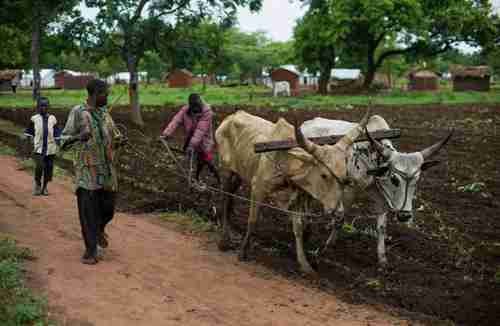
[11,75,18,94]
[24,97,61,195]
[61,79,125,265]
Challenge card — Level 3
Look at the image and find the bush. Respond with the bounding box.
[0,238,48,325]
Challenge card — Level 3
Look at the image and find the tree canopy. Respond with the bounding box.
[295,0,497,89]
[79,0,263,125]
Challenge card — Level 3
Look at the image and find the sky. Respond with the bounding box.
[236,1,306,41]
[494,0,500,10]
[80,0,306,42]
[80,0,500,48]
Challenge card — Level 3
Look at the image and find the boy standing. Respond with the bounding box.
[24,97,61,196]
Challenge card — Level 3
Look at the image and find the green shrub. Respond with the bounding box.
[0,238,47,325]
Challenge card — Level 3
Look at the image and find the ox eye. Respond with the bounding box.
[321,174,328,179]
[391,175,400,187]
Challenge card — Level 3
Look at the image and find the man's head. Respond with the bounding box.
[37,97,50,115]
[86,79,109,108]
[188,93,202,115]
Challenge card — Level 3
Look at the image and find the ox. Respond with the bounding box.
[300,115,452,266]
[273,81,291,97]
[215,110,369,274]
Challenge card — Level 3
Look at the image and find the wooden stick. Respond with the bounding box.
[254,129,401,153]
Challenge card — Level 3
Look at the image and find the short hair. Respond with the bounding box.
[37,96,50,109]
[188,93,202,107]
[86,79,108,96]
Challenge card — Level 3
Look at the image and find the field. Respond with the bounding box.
[0,101,499,325]
[1,84,500,109]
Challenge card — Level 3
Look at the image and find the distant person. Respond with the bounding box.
[24,97,61,196]
[161,93,220,185]
[11,76,18,93]
[60,79,126,265]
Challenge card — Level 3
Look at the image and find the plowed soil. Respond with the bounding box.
[1,103,499,325]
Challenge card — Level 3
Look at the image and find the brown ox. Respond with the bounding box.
[215,110,369,274]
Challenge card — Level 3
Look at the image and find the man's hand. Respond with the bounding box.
[79,132,91,142]
[61,137,78,151]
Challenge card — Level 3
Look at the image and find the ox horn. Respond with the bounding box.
[337,107,371,151]
[294,118,318,155]
[421,129,454,160]
[365,125,386,158]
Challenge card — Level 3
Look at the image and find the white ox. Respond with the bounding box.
[273,81,291,97]
[301,115,452,266]
[216,110,369,274]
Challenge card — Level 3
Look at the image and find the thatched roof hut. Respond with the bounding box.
[0,69,21,81]
[167,69,193,88]
[451,66,491,92]
[0,70,22,91]
[270,66,300,96]
[408,69,440,91]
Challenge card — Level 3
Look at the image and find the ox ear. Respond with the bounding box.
[421,160,442,171]
[367,166,389,177]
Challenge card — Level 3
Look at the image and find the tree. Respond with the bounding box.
[261,41,294,70]
[0,26,30,69]
[140,51,167,83]
[325,0,495,88]
[294,0,336,94]
[0,1,32,69]
[26,0,79,99]
[224,29,269,83]
[84,0,262,126]
[194,20,232,89]
[223,29,292,83]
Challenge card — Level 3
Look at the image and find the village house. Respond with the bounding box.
[452,66,491,92]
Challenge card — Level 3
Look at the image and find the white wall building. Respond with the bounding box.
[20,69,57,88]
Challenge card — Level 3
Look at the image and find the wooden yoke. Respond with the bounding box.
[254,129,401,154]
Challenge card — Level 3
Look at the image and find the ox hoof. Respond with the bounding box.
[377,261,390,273]
[217,239,232,252]
[300,266,318,278]
[238,251,250,262]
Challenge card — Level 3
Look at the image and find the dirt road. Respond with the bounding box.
[0,155,409,326]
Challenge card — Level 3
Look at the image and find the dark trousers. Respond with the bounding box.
[11,85,16,93]
[33,154,54,188]
[76,188,116,257]
[195,159,220,184]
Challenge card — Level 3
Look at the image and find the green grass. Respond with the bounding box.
[159,209,217,234]
[0,238,52,326]
[1,84,499,111]
[0,141,16,156]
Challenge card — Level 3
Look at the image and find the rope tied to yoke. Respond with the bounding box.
[122,131,328,220]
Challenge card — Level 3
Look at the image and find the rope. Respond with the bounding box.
[121,132,329,220]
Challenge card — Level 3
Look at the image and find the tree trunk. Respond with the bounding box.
[31,5,41,100]
[127,57,144,126]
[318,45,335,95]
[318,60,335,95]
[363,51,377,89]
[363,67,376,89]
[318,68,332,95]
